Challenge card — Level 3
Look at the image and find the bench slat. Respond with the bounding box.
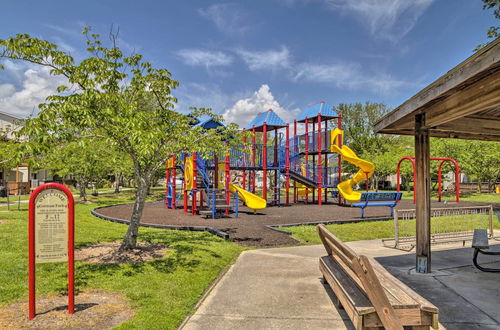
[317,224,358,260]
[352,255,404,330]
[320,256,374,313]
[370,258,439,315]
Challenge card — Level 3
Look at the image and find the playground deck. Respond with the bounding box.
[95,199,496,248]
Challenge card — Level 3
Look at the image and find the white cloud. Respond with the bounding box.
[0,64,66,117]
[325,0,435,41]
[237,46,291,71]
[198,3,251,36]
[176,49,233,68]
[294,62,409,93]
[222,84,300,128]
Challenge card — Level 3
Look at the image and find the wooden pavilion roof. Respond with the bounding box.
[374,38,500,142]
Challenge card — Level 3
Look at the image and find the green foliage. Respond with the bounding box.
[474,0,500,51]
[336,102,412,188]
[0,28,246,248]
[431,138,499,191]
[0,193,245,328]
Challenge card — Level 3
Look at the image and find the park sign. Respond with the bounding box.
[28,183,75,320]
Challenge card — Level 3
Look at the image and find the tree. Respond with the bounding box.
[336,102,410,189]
[432,138,500,192]
[0,28,243,250]
[39,139,119,201]
[475,0,500,51]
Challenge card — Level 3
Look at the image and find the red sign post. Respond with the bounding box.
[28,183,75,320]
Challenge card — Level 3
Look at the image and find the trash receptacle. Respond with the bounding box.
[0,186,7,198]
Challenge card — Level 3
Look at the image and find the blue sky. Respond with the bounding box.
[0,0,496,127]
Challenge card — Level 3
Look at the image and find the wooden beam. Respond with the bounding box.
[415,114,431,273]
[424,70,500,128]
[433,117,500,135]
[374,38,500,133]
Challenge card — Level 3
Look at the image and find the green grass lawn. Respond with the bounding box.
[0,192,245,329]
[282,214,500,245]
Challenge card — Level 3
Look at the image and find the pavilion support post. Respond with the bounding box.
[415,113,431,273]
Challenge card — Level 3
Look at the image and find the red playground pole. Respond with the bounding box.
[166,160,170,208]
[317,114,322,206]
[285,123,290,206]
[242,129,247,190]
[192,152,197,215]
[225,148,230,215]
[305,118,309,204]
[262,122,267,203]
[183,155,187,212]
[172,157,177,209]
[293,119,297,204]
[337,115,342,205]
[252,126,256,193]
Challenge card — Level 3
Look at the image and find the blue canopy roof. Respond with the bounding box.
[296,102,338,123]
[197,118,225,130]
[246,109,287,131]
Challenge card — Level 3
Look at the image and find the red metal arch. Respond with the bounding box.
[396,156,460,204]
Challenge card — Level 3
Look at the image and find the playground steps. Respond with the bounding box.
[200,188,232,213]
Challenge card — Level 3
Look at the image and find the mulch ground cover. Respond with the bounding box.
[0,291,134,329]
[96,199,497,248]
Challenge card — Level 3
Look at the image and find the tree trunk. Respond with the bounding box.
[114,173,122,193]
[78,179,88,201]
[477,180,482,193]
[120,174,150,251]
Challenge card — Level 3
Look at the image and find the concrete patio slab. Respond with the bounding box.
[182,238,500,330]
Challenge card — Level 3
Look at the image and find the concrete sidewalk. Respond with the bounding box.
[182,240,500,330]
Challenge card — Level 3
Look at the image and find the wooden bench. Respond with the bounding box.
[351,192,402,218]
[472,229,500,273]
[317,224,439,329]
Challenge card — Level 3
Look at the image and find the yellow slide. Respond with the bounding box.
[218,164,267,210]
[330,128,375,203]
[229,183,267,210]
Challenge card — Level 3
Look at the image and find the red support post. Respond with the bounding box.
[337,115,342,205]
[396,156,417,204]
[242,129,247,190]
[183,155,187,212]
[317,114,322,206]
[225,148,230,215]
[305,118,309,204]
[172,157,177,209]
[192,152,197,215]
[285,123,290,206]
[252,126,256,193]
[324,119,328,204]
[262,122,267,202]
[293,119,297,203]
[166,160,170,208]
[438,160,443,202]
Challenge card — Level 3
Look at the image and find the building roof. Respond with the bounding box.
[246,109,287,131]
[374,38,500,142]
[296,101,338,123]
[0,110,22,121]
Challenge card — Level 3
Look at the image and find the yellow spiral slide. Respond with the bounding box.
[330,128,375,202]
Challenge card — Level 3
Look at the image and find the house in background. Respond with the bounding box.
[1,110,77,195]
[0,111,31,195]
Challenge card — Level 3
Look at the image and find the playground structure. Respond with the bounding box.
[396,156,460,204]
[166,102,375,218]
